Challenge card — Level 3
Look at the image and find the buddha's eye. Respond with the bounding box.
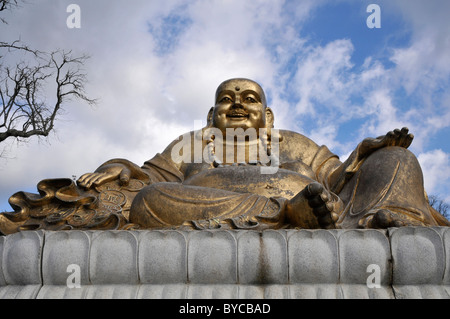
[219,96,233,103]
[245,96,257,103]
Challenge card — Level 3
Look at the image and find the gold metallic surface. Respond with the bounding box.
[1,78,448,234]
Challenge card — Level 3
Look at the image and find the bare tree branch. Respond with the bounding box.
[0,40,43,57]
[0,0,18,12]
[0,0,19,24]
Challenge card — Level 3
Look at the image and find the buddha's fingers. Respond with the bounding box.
[77,173,95,188]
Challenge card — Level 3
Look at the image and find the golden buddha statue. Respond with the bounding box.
[1,78,448,234]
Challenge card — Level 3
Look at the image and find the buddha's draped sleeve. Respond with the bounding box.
[141,153,184,184]
[308,143,369,195]
[324,141,382,195]
[309,145,340,184]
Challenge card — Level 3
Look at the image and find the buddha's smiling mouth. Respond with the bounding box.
[227,110,249,119]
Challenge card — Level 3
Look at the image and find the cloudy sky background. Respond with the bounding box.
[1,0,450,212]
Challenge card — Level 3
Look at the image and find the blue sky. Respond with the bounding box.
[1,0,450,212]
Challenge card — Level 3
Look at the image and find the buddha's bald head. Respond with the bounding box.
[215,78,267,107]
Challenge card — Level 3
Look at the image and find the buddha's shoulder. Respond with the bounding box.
[275,129,321,162]
[278,129,319,148]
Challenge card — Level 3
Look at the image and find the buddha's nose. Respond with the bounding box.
[232,96,244,108]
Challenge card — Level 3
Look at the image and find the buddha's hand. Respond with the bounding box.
[77,163,131,189]
[358,127,414,158]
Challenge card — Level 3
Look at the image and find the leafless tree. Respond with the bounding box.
[0,0,95,145]
[0,44,96,143]
[429,194,450,219]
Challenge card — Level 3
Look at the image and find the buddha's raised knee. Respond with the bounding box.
[337,146,436,228]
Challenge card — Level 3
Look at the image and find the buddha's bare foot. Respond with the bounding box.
[286,182,341,229]
[360,209,423,228]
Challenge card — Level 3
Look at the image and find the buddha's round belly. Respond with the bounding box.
[183,166,315,200]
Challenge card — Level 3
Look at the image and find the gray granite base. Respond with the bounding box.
[0,227,449,299]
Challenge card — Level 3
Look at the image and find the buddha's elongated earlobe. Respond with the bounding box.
[206,107,214,127]
[265,107,274,128]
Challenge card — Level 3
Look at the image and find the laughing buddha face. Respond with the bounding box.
[208,78,274,134]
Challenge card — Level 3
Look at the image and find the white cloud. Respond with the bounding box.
[360,89,407,136]
[418,149,450,202]
[293,39,355,117]
[385,0,450,124]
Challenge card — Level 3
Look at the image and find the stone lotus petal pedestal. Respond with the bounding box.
[0,227,449,299]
